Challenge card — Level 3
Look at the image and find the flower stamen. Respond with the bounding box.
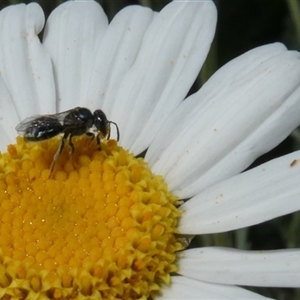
[0,136,182,299]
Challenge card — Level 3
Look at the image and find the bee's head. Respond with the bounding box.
[93,110,119,141]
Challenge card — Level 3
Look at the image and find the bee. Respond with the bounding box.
[16,107,120,174]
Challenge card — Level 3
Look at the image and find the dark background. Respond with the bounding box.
[1,0,300,299]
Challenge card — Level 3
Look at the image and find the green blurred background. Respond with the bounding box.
[1,0,300,299]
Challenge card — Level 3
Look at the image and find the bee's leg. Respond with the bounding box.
[68,135,76,168]
[69,135,75,156]
[96,133,102,150]
[107,127,111,140]
[50,133,68,175]
[85,132,95,144]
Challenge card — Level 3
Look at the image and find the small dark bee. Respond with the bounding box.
[16,107,120,174]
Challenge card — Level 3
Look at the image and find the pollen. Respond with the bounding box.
[0,136,182,299]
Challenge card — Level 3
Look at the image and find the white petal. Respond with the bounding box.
[43,0,107,111]
[0,3,56,120]
[178,247,300,288]
[147,43,300,198]
[156,276,271,299]
[110,0,217,153]
[85,5,154,119]
[180,151,300,234]
[0,78,19,147]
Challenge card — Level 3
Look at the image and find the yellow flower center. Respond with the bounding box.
[0,136,182,299]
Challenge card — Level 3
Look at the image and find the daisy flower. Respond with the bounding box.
[0,0,300,299]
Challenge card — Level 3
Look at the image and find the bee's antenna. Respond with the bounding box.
[109,121,120,141]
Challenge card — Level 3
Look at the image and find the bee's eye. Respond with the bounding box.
[93,110,109,135]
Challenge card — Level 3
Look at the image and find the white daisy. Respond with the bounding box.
[0,0,299,299]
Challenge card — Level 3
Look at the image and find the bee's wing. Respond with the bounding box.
[54,109,78,123]
[15,115,45,134]
[15,109,76,134]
